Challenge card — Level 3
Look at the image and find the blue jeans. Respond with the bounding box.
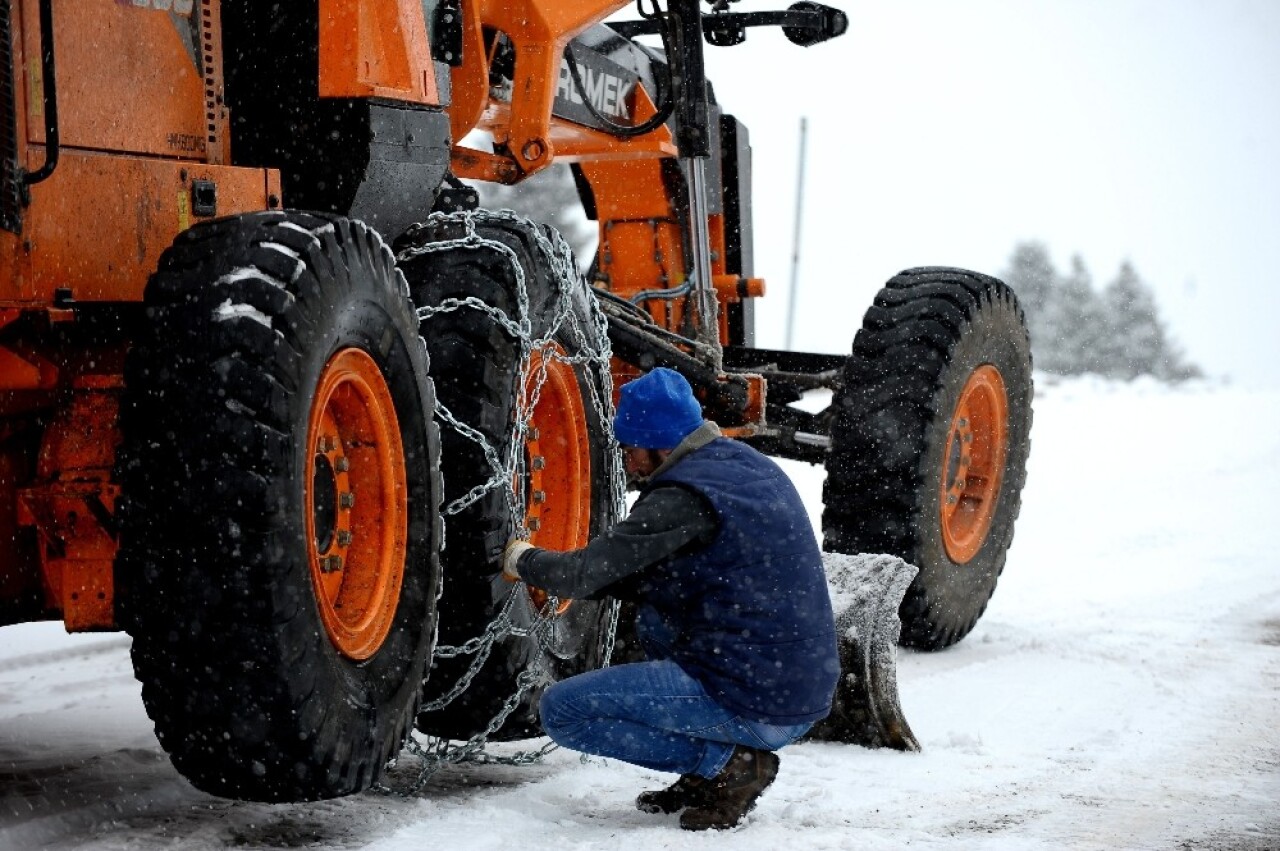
[539,661,813,779]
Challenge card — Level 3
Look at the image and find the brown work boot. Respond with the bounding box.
[635,773,711,814]
[679,746,780,831]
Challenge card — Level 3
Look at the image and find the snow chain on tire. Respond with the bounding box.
[384,210,625,792]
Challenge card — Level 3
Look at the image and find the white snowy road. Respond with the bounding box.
[2,377,1278,850]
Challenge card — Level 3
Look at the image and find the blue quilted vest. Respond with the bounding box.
[635,438,838,724]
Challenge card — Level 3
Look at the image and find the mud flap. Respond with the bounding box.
[805,553,922,752]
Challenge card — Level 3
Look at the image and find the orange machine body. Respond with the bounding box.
[0,0,766,631]
[1,0,272,630]
[448,0,765,407]
[0,0,446,630]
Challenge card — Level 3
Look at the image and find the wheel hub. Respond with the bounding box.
[939,364,1009,564]
[519,347,591,614]
[306,347,408,660]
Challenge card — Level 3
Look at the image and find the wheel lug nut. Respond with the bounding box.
[318,436,335,453]
[339,492,355,509]
[336,530,353,547]
[529,428,541,441]
[527,518,541,531]
[321,555,343,573]
[531,457,546,471]
[335,456,350,473]
[947,495,957,505]
[533,490,546,503]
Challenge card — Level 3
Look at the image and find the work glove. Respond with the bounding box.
[501,539,535,582]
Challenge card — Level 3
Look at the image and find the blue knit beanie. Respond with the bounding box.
[613,368,704,449]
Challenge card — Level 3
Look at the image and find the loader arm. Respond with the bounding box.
[450,0,846,398]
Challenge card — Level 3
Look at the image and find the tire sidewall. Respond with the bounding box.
[911,299,1033,619]
[286,289,436,720]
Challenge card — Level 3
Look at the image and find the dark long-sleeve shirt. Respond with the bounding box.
[516,485,717,599]
[514,421,724,599]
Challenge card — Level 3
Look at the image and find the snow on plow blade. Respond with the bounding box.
[806,553,922,752]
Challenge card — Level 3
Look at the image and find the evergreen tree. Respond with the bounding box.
[1100,261,1165,379]
[1002,241,1059,356]
[1003,241,1057,316]
[999,241,1202,382]
[1101,261,1203,381]
[1046,255,1110,375]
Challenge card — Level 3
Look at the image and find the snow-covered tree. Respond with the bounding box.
[1045,255,1110,375]
[1002,241,1059,352]
[1100,261,1164,379]
[1100,260,1203,381]
[1001,242,1202,382]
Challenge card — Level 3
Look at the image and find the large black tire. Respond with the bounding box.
[398,213,620,741]
[115,212,443,801]
[823,267,1033,651]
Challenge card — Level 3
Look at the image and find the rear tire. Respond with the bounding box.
[398,213,620,740]
[115,212,443,800]
[822,267,1033,650]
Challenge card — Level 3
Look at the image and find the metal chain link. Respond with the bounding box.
[379,210,627,794]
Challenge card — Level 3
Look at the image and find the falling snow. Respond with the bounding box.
[2,376,1277,849]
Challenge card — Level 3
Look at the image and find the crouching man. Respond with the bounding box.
[503,368,839,831]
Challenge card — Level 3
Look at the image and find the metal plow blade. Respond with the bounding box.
[805,553,921,752]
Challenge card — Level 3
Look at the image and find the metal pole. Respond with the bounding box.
[785,116,808,350]
[684,158,721,363]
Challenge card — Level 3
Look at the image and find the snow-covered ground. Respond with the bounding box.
[2,377,1278,850]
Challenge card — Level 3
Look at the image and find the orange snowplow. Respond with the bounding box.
[0,0,1029,800]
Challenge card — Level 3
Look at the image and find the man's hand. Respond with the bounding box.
[502,539,535,582]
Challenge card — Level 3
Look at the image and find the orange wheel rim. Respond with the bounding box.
[939,364,1009,564]
[520,346,591,615]
[305,348,408,660]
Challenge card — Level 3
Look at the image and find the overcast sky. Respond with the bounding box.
[693,0,1280,386]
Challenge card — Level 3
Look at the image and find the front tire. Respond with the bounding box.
[115,212,443,800]
[823,267,1033,650]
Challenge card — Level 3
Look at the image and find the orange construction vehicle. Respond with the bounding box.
[0,0,1031,801]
